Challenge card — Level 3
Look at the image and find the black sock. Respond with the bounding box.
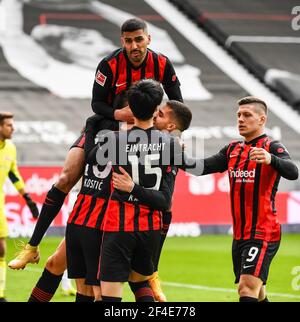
[102,295,122,302]
[259,297,269,302]
[153,211,172,271]
[75,293,94,302]
[239,296,258,302]
[29,186,67,246]
[129,281,155,302]
[28,268,63,302]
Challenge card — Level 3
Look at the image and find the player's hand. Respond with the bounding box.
[85,114,104,134]
[23,193,39,219]
[112,166,134,193]
[114,106,134,124]
[249,147,271,164]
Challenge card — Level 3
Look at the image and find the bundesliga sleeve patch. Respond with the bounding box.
[95,70,107,86]
[277,147,285,153]
[172,74,177,82]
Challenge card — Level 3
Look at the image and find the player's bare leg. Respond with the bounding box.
[45,238,67,275]
[0,238,7,301]
[75,279,94,302]
[27,238,66,302]
[128,270,156,302]
[43,238,75,296]
[54,147,84,194]
[238,274,263,302]
[258,285,269,302]
[9,148,84,270]
[92,285,102,301]
[100,281,123,301]
[147,271,166,302]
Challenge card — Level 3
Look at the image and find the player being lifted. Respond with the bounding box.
[85,79,198,302]
[8,17,183,301]
[24,98,191,302]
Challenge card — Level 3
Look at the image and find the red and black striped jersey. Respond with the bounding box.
[91,48,182,120]
[87,126,181,232]
[201,134,298,242]
[67,162,112,229]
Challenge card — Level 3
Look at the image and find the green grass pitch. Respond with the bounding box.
[5,234,300,302]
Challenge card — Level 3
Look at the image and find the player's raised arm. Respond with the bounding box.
[91,60,115,119]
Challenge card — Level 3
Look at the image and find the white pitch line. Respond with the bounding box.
[24,267,300,300]
[163,281,300,299]
[24,266,43,273]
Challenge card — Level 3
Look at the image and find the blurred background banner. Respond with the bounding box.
[3,167,299,237]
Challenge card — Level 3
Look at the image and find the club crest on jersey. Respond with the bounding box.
[95,71,107,86]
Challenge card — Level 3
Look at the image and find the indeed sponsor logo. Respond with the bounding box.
[229,168,255,179]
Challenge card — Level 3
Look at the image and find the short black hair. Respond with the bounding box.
[238,96,268,115]
[121,18,148,34]
[166,100,192,131]
[0,111,13,125]
[128,79,163,121]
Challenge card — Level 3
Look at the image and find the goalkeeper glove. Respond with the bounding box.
[23,193,39,219]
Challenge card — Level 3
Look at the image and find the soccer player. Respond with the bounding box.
[190,97,298,302]
[66,112,178,302]
[0,112,39,302]
[86,79,188,302]
[27,111,178,302]
[65,135,112,301]
[25,121,114,302]
[8,18,182,280]
[113,100,192,302]
[116,97,299,302]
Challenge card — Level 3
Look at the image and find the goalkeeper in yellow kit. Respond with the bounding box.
[0,112,39,302]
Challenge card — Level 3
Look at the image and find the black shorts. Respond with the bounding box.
[232,239,280,285]
[66,223,102,285]
[99,231,161,282]
[70,133,86,150]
